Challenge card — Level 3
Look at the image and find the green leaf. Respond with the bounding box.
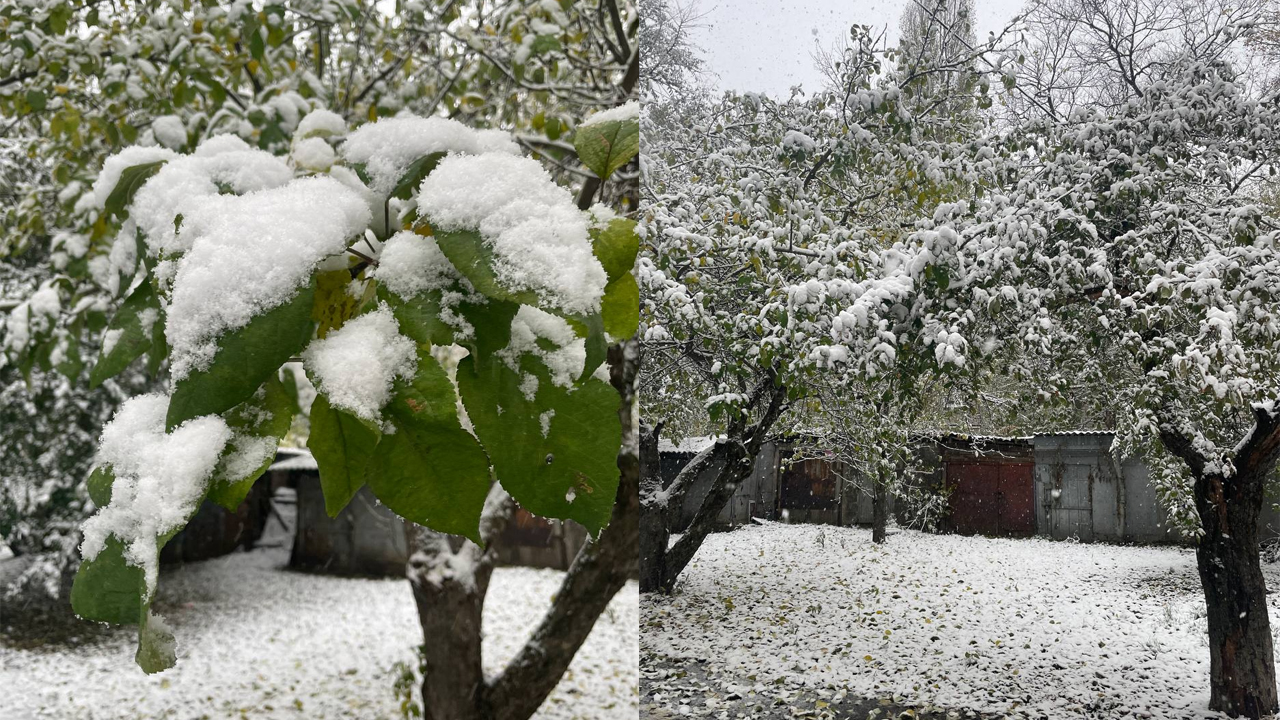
[573,115,638,180]
[590,218,639,281]
[530,34,562,55]
[167,280,317,430]
[390,151,447,200]
[135,609,176,674]
[578,312,608,382]
[71,536,144,625]
[436,230,541,307]
[601,273,639,338]
[456,356,620,534]
[89,280,162,388]
[367,351,492,543]
[206,374,294,510]
[377,285,456,348]
[105,161,166,220]
[87,465,115,507]
[26,89,46,112]
[307,393,380,517]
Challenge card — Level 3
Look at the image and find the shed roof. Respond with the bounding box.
[269,448,318,472]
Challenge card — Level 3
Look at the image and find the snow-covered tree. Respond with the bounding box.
[64,103,639,718]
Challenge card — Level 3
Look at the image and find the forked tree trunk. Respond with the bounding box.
[1161,403,1280,718]
[640,372,787,593]
[871,473,889,544]
[406,339,641,719]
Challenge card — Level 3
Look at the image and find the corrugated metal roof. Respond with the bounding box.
[1033,430,1115,437]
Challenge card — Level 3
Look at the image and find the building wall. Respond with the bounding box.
[1033,434,1182,544]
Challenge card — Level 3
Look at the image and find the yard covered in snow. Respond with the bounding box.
[2,540,637,720]
[641,522,1280,719]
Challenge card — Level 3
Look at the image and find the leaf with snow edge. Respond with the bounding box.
[456,356,620,534]
[105,161,167,220]
[392,151,447,200]
[206,373,294,511]
[167,279,316,431]
[135,608,176,674]
[436,229,606,379]
[71,536,143,625]
[377,283,519,364]
[589,218,640,282]
[573,116,638,180]
[601,273,639,338]
[147,314,167,379]
[89,279,162,388]
[367,350,491,543]
[87,465,115,507]
[308,393,380,517]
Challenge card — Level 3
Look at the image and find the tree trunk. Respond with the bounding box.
[1161,404,1280,718]
[406,339,642,720]
[871,473,888,544]
[1194,470,1277,717]
[638,421,669,593]
[648,375,787,593]
[406,525,497,720]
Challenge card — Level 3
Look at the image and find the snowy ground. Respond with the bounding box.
[2,531,637,719]
[642,522,1280,720]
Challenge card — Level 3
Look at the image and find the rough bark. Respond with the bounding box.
[648,372,787,593]
[407,339,641,720]
[1159,403,1280,718]
[871,473,889,544]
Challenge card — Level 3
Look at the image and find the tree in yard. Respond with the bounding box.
[926,44,1280,715]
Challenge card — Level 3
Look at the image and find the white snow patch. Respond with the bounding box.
[417,153,606,315]
[151,116,188,150]
[165,177,372,382]
[92,146,178,208]
[373,231,462,298]
[302,304,418,424]
[292,137,335,172]
[580,100,638,128]
[341,116,482,194]
[79,394,231,597]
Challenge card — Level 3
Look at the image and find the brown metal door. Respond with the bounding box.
[948,462,1002,536]
[998,462,1035,537]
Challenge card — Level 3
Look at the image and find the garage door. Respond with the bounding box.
[948,461,1035,537]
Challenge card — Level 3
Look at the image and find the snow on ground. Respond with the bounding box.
[3,542,637,719]
[642,522,1280,720]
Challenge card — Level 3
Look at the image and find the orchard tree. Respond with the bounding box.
[46,104,638,720]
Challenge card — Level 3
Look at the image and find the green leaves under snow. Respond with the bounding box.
[307,393,380,517]
[105,162,167,220]
[89,279,163,388]
[366,350,492,544]
[167,279,316,430]
[71,536,144,625]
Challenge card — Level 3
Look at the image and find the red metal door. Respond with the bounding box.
[998,463,1035,536]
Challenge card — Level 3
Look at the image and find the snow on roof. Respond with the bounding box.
[658,436,719,454]
[269,448,318,472]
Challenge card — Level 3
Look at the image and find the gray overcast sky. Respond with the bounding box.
[691,0,1028,97]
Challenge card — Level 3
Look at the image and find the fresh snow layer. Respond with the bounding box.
[131,150,295,258]
[341,116,485,195]
[501,306,586,390]
[1,541,637,719]
[79,394,231,597]
[92,146,178,208]
[580,100,639,128]
[165,176,371,382]
[374,231,463,298]
[296,108,347,139]
[151,115,188,150]
[418,153,607,315]
[302,304,418,424]
[642,523,1280,719]
[292,137,336,171]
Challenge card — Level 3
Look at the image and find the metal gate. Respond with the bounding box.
[947,461,1035,537]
